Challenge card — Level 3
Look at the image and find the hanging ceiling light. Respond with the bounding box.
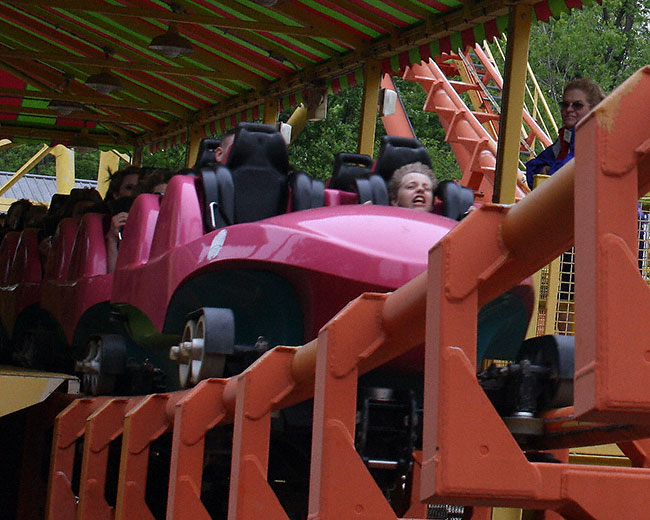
[48,73,84,115]
[149,22,193,58]
[85,68,123,95]
[69,128,99,154]
[48,98,83,116]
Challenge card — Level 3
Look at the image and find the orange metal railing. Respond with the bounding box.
[45,67,650,520]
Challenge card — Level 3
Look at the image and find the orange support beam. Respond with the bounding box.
[77,397,144,520]
[115,394,176,520]
[420,67,650,517]
[44,68,650,518]
[167,379,228,519]
[46,397,110,520]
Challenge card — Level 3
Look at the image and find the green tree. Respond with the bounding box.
[528,0,650,108]
[283,79,461,182]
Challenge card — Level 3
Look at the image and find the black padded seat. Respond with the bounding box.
[227,123,290,223]
[329,152,388,205]
[435,180,475,221]
[290,171,325,211]
[193,138,221,171]
[329,153,373,192]
[373,136,433,183]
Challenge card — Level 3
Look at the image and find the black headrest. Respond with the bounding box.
[227,122,289,173]
[330,152,373,192]
[374,136,432,182]
[194,138,221,169]
[435,180,475,221]
[48,193,69,215]
[226,123,290,223]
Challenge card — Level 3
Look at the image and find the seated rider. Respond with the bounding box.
[388,162,438,212]
[525,78,605,189]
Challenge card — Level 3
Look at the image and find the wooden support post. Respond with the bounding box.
[50,145,75,195]
[358,60,381,157]
[286,104,308,144]
[186,125,204,168]
[263,98,278,126]
[494,4,532,204]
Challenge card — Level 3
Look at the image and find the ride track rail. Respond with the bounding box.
[46,67,650,519]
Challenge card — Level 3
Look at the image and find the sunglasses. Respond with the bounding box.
[559,101,587,110]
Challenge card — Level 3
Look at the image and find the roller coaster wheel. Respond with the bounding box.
[76,334,126,396]
[516,334,574,410]
[170,308,234,388]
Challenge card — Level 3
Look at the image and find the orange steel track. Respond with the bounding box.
[45,67,650,519]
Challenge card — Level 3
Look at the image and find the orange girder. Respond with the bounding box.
[45,67,650,520]
[405,58,530,202]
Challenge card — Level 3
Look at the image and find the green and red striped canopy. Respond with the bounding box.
[0,0,599,151]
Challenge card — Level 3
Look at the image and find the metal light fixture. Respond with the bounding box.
[48,73,84,115]
[69,128,99,154]
[149,22,193,58]
[85,68,123,95]
[48,99,83,116]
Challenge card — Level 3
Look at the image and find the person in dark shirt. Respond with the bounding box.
[525,78,605,189]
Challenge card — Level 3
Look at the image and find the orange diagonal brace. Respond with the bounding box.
[167,379,228,520]
[573,66,650,423]
[77,397,143,520]
[115,393,178,520]
[419,66,650,517]
[45,397,109,520]
[308,293,398,520]
[229,348,300,520]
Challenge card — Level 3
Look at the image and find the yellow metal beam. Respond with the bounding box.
[50,145,75,195]
[263,98,279,126]
[494,3,532,204]
[0,366,78,417]
[186,126,204,169]
[358,60,381,157]
[0,144,52,198]
[0,139,19,151]
[286,104,309,145]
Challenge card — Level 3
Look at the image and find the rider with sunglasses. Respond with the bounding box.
[525,78,605,189]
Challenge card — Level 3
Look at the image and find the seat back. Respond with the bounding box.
[43,218,80,281]
[66,213,108,280]
[328,152,388,205]
[329,153,373,192]
[373,136,433,183]
[193,137,221,171]
[435,180,475,221]
[0,232,21,285]
[115,194,161,269]
[228,123,289,223]
[9,228,42,284]
[150,175,204,258]
[289,171,325,211]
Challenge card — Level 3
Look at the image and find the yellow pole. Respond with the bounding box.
[358,60,381,157]
[132,147,143,167]
[263,98,278,126]
[286,104,309,144]
[0,144,52,198]
[494,3,532,204]
[186,125,203,168]
[50,145,75,194]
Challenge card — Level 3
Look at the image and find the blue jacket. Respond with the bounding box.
[525,127,574,189]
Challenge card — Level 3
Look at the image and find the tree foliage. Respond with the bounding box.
[528,0,650,108]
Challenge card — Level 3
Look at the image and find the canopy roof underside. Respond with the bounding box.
[0,0,595,151]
